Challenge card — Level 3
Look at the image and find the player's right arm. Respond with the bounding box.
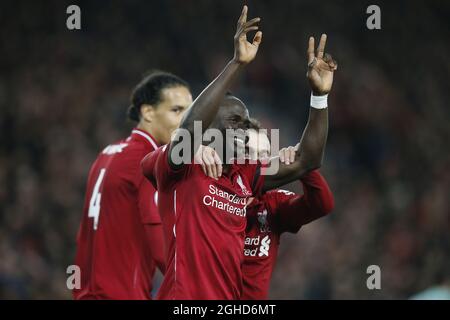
[168,5,262,170]
[271,146,334,232]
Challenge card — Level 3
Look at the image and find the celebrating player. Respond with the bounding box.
[197,120,334,300]
[142,6,336,300]
[73,71,192,299]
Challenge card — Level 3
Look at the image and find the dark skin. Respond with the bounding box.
[169,6,337,192]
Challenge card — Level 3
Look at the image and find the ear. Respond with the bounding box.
[140,104,155,123]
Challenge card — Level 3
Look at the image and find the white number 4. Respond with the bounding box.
[88,169,106,230]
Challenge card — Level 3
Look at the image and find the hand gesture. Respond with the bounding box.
[307,34,338,95]
[233,5,263,65]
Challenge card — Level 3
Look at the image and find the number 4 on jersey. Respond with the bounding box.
[88,169,106,230]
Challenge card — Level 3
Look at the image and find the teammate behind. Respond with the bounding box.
[242,122,335,299]
[74,71,192,299]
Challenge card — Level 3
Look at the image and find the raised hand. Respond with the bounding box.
[307,34,338,95]
[233,5,263,65]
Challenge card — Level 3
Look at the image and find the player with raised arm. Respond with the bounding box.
[141,6,336,300]
[74,71,192,300]
[197,32,338,300]
[197,129,334,299]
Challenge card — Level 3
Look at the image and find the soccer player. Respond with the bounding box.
[73,71,193,300]
[142,5,337,300]
[242,124,335,299]
[197,121,334,299]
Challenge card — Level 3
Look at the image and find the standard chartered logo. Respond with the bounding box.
[202,184,248,217]
[258,235,271,257]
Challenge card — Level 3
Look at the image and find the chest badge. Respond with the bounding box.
[257,209,271,233]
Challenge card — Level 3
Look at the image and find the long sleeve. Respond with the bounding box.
[273,170,334,233]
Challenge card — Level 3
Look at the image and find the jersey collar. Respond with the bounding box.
[130,128,159,149]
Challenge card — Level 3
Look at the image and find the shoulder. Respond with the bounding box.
[260,189,298,209]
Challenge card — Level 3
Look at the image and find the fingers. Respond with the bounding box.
[289,146,296,163]
[307,36,315,64]
[283,148,291,165]
[203,153,216,179]
[200,162,207,176]
[212,149,223,178]
[236,6,261,40]
[317,34,327,59]
[244,17,261,28]
[279,147,289,165]
[279,146,297,165]
[201,147,222,180]
[252,31,263,46]
[204,150,218,179]
[237,5,248,26]
[323,53,338,71]
[196,154,207,176]
[243,26,259,33]
[239,17,261,40]
[308,34,336,71]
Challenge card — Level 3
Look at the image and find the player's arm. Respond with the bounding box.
[275,170,334,233]
[266,146,333,232]
[138,179,166,274]
[263,34,337,192]
[168,5,262,169]
[143,225,166,274]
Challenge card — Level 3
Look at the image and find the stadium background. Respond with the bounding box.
[0,0,448,299]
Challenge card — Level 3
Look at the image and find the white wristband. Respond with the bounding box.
[310,93,328,109]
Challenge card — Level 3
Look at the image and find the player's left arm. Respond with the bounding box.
[263,34,337,192]
[138,178,166,274]
[143,225,166,274]
[275,170,334,233]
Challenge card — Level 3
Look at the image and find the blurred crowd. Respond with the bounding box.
[0,0,448,299]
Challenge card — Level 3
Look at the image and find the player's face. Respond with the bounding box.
[210,96,250,161]
[152,86,192,144]
[247,129,270,161]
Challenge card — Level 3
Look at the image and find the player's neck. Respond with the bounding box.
[136,122,161,144]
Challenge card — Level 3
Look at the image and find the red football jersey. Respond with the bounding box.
[74,129,161,300]
[241,170,334,300]
[141,145,264,300]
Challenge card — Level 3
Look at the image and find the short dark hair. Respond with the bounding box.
[128,70,190,122]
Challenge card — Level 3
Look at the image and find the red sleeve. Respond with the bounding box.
[270,170,334,234]
[143,224,166,274]
[141,144,191,192]
[137,177,161,225]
